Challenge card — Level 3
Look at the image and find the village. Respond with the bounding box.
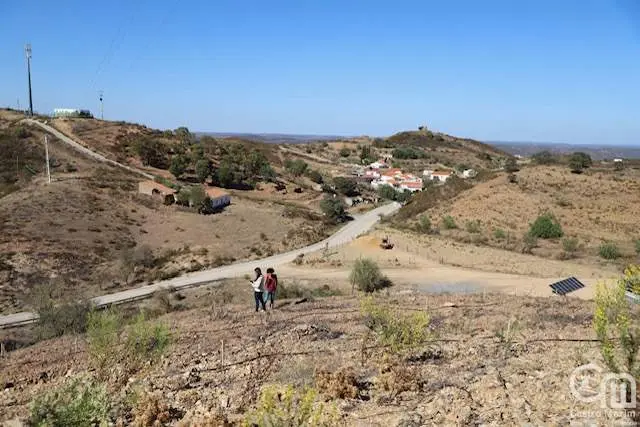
[352,155,478,194]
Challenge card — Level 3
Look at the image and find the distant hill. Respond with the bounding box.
[195,132,348,144]
[491,141,640,160]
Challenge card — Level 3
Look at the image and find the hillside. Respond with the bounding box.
[393,163,640,267]
[0,111,336,314]
[0,280,628,426]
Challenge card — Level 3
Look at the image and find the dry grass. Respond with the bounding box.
[398,165,640,263]
[1,290,625,426]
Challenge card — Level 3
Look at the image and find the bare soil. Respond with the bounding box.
[0,279,629,426]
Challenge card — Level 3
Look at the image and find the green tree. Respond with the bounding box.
[377,185,397,201]
[216,162,235,188]
[395,190,412,203]
[360,145,375,164]
[195,158,211,183]
[320,197,347,223]
[174,126,193,143]
[569,152,592,173]
[333,177,359,197]
[133,138,167,168]
[191,144,205,163]
[504,157,519,173]
[392,147,424,159]
[532,150,555,165]
[169,154,189,178]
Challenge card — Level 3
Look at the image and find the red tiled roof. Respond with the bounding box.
[403,182,423,188]
[205,187,230,199]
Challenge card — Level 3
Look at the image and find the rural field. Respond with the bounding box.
[1,108,640,426]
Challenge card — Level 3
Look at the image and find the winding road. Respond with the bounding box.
[1,120,400,328]
[0,202,399,328]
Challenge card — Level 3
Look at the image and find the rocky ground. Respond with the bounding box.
[0,279,632,426]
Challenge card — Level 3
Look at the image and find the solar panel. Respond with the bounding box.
[550,277,585,296]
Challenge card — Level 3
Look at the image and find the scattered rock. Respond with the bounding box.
[396,412,423,427]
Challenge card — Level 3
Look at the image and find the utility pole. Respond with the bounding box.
[99,90,104,120]
[25,44,33,116]
[44,135,51,184]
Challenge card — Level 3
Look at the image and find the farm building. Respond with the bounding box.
[53,108,93,118]
[138,180,176,204]
[205,187,231,210]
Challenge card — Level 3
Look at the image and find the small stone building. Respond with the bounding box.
[138,180,176,205]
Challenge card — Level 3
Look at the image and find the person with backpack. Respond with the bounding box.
[264,267,278,309]
[250,267,266,312]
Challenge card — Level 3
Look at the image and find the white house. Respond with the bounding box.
[614,158,623,163]
[461,169,477,179]
[399,181,423,192]
[205,187,231,210]
[430,170,453,183]
[369,160,389,169]
[53,108,80,117]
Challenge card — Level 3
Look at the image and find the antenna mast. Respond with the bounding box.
[25,44,33,116]
[99,90,104,120]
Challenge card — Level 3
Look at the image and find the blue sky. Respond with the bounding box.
[1,0,639,144]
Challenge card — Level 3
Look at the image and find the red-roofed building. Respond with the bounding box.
[205,187,231,210]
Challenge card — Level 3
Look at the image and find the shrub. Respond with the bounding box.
[125,312,171,368]
[284,159,309,176]
[29,376,111,426]
[594,266,640,381]
[562,237,579,255]
[529,212,563,239]
[599,242,621,260]
[131,391,182,426]
[360,296,431,354]
[465,220,481,234]
[493,228,506,240]
[339,147,351,157]
[349,258,392,293]
[417,215,431,233]
[86,308,122,375]
[243,385,339,427]
[320,197,347,224]
[507,173,517,184]
[441,215,457,230]
[635,239,640,255]
[306,169,323,184]
[522,233,538,254]
[314,367,360,399]
[32,283,92,340]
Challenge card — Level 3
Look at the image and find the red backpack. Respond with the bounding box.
[265,273,277,292]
